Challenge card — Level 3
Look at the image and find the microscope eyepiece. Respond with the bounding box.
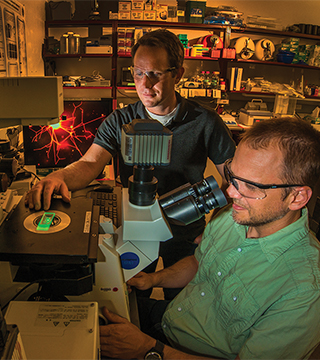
[159,176,227,226]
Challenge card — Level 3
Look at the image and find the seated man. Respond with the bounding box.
[100,117,320,360]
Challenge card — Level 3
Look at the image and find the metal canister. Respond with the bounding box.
[73,34,80,54]
[67,32,75,53]
[60,34,69,54]
[68,33,80,54]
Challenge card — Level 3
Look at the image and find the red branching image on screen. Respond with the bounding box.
[23,100,111,168]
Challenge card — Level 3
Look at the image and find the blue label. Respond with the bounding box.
[120,252,140,270]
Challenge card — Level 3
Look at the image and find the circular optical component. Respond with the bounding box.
[24,211,71,234]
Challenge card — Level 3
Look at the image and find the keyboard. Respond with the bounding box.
[88,186,122,228]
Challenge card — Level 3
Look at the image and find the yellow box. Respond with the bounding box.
[109,11,118,19]
[157,4,168,21]
[119,2,131,11]
[131,1,144,10]
[118,11,131,19]
[143,10,156,20]
[131,10,143,20]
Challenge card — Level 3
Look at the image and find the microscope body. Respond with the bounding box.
[68,188,172,320]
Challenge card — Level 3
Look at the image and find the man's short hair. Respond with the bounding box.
[240,117,320,189]
[131,29,184,71]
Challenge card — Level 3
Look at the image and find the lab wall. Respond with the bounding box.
[22,0,46,75]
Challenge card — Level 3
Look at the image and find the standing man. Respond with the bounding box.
[99,117,320,360]
[25,29,235,300]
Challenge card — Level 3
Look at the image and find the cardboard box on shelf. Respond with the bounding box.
[156,4,168,21]
[131,10,143,20]
[118,28,126,38]
[186,0,206,24]
[125,38,134,47]
[118,38,126,47]
[125,28,135,38]
[131,1,144,10]
[119,11,131,19]
[109,11,118,19]
[119,1,131,11]
[144,10,156,20]
[86,45,112,54]
[118,46,126,55]
[168,5,178,22]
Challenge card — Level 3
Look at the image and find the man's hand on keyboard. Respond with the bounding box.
[25,176,71,211]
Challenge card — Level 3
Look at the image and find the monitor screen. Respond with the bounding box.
[23,100,112,168]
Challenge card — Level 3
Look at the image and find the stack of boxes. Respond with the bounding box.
[112,0,208,23]
[117,1,178,22]
[178,34,189,56]
[280,37,299,59]
[117,28,135,55]
[277,37,315,65]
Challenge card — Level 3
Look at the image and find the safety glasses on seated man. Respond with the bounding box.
[224,158,303,200]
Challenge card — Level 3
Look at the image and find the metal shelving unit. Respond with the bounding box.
[43,19,320,109]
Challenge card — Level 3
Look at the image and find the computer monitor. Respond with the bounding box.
[0,76,63,127]
[23,99,112,168]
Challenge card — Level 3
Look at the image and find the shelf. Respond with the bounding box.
[235,58,320,70]
[63,86,112,89]
[185,56,219,60]
[117,86,136,90]
[45,19,320,110]
[46,19,242,32]
[43,53,320,72]
[117,54,132,58]
[63,86,112,99]
[230,90,275,96]
[45,20,114,27]
[45,19,320,42]
[232,25,320,41]
[230,91,320,103]
[43,53,112,58]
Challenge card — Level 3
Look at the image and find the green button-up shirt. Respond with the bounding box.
[162,206,320,359]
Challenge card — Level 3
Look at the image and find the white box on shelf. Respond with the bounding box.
[131,1,144,10]
[118,11,131,19]
[131,10,143,20]
[144,10,156,20]
[85,45,112,54]
[119,1,131,11]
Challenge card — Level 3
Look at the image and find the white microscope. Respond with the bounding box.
[68,119,227,320]
[0,118,227,360]
[0,118,227,322]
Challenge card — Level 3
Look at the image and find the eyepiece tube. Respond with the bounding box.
[160,176,227,226]
[159,176,220,210]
